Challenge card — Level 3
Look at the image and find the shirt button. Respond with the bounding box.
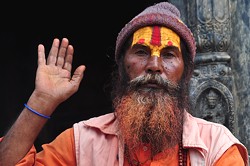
[143,146,148,151]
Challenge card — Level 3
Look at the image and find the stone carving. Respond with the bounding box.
[187,0,231,53]
[193,52,231,78]
[185,0,235,133]
[189,80,235,133]
[203,89,225,124]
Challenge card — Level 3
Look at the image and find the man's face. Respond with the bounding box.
[124,26,184,84]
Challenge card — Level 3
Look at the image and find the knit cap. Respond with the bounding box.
[115,2,196,62]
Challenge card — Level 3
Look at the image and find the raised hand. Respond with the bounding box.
[31,38,86,112]
[0,38,86,166]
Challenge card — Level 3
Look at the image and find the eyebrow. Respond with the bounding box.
[162,46,180,52]
[131,43,148,49]
[163,46,179,50]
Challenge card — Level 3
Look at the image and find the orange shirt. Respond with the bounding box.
[15,127,245,166]
[123,141,245,166]
[16,128,76,166]
[123,143,189,166]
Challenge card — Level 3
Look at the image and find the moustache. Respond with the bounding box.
[127,74,180,95]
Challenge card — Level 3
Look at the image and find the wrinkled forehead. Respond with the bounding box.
[131,26,181,52]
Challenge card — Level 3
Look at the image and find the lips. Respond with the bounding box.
[145,83,161,88]
[143,81,163,89]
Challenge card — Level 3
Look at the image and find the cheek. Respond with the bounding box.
[125,60,145,79]
[125,64,132,74]
[164,61,184,82]
[125,63,138,79]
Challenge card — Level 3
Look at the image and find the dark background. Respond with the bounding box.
[0,1,165,151]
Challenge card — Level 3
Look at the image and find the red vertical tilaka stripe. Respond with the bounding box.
[150,26,161,46]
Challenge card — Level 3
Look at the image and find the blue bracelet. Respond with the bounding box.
[24,103,51,119]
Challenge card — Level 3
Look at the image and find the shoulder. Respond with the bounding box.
[73,113,118,135]
[184,112,248,165]
[185,111,234,139]
[183,111,242,149]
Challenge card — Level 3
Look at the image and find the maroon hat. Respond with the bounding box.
[115,2,196,62]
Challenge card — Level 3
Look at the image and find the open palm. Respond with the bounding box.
[34,38,86,106]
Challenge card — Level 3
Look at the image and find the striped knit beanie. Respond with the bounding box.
[115,2,196,62]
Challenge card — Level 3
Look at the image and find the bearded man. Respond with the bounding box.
[0,2,248,166]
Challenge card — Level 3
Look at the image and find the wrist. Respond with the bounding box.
[27,91,60,116]
[24,103,51,119]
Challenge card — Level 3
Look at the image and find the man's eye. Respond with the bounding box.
[162,52,175,59]
[135,49,149,56]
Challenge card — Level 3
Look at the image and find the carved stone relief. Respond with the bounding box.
[189,79,235,133]
[185,0,236,133]
[187,0,231,53]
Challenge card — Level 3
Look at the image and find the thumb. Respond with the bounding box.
[71,65,86,87]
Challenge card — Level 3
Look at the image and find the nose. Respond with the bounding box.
[145,56,163,74]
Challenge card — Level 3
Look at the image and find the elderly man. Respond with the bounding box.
[0,2,248,166]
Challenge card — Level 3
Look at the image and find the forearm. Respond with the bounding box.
[0,92,59,166]
[0,37,85,166]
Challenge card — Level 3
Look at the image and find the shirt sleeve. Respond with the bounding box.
[16,127,76,166]
[214,144,246,166]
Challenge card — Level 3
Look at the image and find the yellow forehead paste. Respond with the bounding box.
[132,26,181,57]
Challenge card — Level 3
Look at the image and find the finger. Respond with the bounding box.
[71,65,86,88]
[37,44,46,65]
[63,45,74,72]
[47,38,60,65]
[56,38,69,67]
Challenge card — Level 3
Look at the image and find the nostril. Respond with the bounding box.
[146,68,162,74]
[146,68,153,73]
[146,58,163,73]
